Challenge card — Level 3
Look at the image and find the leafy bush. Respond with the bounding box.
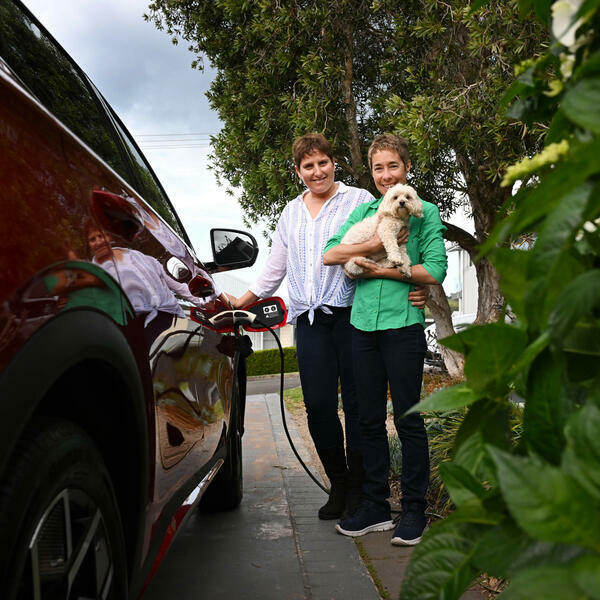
[400,1,600,598]
[246,346,299,376]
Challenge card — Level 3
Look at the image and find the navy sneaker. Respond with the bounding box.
[335,502,394,537]
[391,510,427,546]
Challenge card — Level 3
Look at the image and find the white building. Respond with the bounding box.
[446,243,478,316]
[444,205,478,317]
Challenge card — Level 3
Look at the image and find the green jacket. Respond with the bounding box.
[324,196,447,332]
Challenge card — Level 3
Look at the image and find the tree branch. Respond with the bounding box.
[443,222,478,257]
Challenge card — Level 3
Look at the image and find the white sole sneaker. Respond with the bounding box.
[335,520,394,537]
[391,526,428,546]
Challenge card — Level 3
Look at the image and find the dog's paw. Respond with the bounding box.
[343,261,363,277]
[397,263,412,278]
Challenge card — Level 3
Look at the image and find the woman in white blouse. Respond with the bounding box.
[230,134,427,520]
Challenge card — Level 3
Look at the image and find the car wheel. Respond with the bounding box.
[0,418,128,600]
[200,395,243,512]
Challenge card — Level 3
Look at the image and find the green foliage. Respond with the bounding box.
[400,1,600,598]
[246,346,298,377]
[144,0,547,323]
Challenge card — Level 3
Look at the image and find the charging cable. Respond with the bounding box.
[212,310,328,494]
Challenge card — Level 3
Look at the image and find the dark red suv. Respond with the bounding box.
[0,1,285,597]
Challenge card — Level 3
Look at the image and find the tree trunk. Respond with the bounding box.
[474,256,504,323]
[454,152,508,326]
[339,21,371,190]
[426,284,464,378]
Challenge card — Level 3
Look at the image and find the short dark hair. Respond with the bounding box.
[368,134,411,169]
[292,133,334,168]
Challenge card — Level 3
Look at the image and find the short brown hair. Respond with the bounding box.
[292,133,334,168]
[368,134,411,169]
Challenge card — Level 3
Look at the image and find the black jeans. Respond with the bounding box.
[352,324,428,512]
[296,307,359,451]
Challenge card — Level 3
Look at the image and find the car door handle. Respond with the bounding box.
[90,189,144,241]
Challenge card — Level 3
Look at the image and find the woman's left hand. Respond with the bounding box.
[349,258,386,279]
[408,285,429,309]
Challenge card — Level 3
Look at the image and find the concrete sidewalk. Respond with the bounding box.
[145,393,485,599]
[144,393,379,600]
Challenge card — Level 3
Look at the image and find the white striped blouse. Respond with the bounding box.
[249,182,375,324]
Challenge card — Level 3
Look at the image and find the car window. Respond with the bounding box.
[102,101,187,240]
[0,0,133,183]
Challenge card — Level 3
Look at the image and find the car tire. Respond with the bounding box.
[0,418,128,600]
[199,393,243,512]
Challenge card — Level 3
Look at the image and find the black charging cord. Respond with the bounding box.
[251,317,329,495]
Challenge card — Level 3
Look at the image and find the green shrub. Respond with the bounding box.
[401,1,600,597]
[246,346,299,376]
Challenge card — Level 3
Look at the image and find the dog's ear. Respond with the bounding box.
[409,196,424,218]
[378,191,396,215]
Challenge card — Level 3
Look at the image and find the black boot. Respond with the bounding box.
[342,447,364,519]
[316,447,348,520]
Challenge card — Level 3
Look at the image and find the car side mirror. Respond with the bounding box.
[209,229,258,271]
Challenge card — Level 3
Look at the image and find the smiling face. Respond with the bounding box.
[371,149,411,197]
[87,229,113,263]
[295,150,336,199]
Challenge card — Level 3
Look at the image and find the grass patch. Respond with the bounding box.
[354,539,390,600]
[283,386,304,413]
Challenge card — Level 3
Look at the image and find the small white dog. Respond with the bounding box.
[342,183,423,278]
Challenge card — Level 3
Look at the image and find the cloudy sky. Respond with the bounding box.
[21,0,271,291]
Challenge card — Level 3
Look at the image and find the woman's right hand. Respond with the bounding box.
[225,293,242,308]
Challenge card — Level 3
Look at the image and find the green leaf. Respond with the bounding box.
[562,78,600,133]
[523,348,567,464]
[399,519,483,600]
[577,0,600,21]
[472,519,585,579]
[499,564,596,600]
[471,519,532,578]
[484,138,600,250]
[533,0,551,24]
[572,554,600,599]
[490,247,530,319]
[500,80,534,109]
[573,50,600,82]
[442,324,528,395]
[562,403,600,499]
[524,250,588,333]
[548,271,600,340]
[488,447,600,552]
[508,332,550,376]
[463,325,528,395]
[404,383,480,416]
[454,399,513,457]
[469,0,490,13]
[439,462,487,507]
[563,321,600,356]
[529,181,593,275]
[453,430,499,488]
[545,109,572,145]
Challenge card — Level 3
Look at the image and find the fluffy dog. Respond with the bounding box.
[342,183,423,278]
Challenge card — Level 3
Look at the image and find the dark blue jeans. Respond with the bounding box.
[296,307,359,451]
[352,324,428,512]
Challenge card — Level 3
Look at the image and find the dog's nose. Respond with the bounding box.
[398,201,406,207]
